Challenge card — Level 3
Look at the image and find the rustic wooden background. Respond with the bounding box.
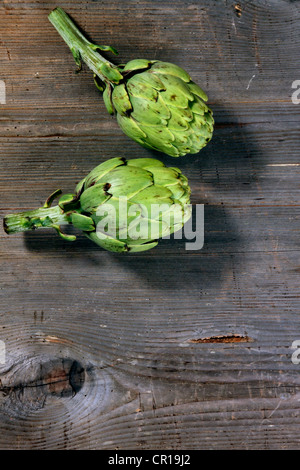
[0,0,300,450]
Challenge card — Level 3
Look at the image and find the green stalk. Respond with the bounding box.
[3,205,70,236]
[48,7,123,85]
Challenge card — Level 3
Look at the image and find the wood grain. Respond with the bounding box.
[0,0,300,450]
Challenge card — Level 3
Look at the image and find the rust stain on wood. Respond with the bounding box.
[234,4,242,18]
[188,334,254,344]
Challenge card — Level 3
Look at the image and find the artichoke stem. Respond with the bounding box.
[3,205,70,235]
[48,7,122,85]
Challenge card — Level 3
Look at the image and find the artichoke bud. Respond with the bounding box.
[49,8,214,157]
[3,157,192,253]
[113,60,214,157]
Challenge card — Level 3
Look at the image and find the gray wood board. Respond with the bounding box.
[0,0,299,449]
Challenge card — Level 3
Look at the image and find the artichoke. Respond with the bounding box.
[48,8,214,157]
[3,157,191,253]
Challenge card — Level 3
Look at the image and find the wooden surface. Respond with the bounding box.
[0,0,300,450]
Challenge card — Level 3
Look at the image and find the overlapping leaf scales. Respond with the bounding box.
[96,166,153,198]
[129,97,167,126]
[80,184,111,212]
[122,59,154,73]
[84,157,125,188]
[126,74,161,102]
[148,166,181,186]
[188,82,208,101]
[127,158,165,169]
[157,74,193,108]
[189,94,209,115]
[150,61,191,82]
[130,184,174,217]
[117,114,147,145]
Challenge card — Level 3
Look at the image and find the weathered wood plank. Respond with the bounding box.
[1,0,300,106]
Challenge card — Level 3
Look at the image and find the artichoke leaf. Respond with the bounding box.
[79,183,112,212]
[103,84,114,115]
[128,71,166,92]
[122,59,154,73]
[117,114,147,141]
[188,81,208,102]
[89,44,119,55]
[130,95,169,126]
[127,158,165,169]
[149,167,181,186]
[126,241,158,252]
[112,83,132,115]
[167,108,190,131]
[86,231,127,252]
[130,184,174,217]
[126,77,159,102]
[189,95,209,115]
[71,212,95,231]
[96,166,153,198]
[150,61,191,83]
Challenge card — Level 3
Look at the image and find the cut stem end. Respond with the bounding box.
[3,205,70,235]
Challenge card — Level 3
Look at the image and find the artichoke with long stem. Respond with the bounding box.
[48,7,214,157]
[3,157,191,253]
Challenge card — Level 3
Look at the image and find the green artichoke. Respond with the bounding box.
[48,8,214,157]
[3,157,191,253]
